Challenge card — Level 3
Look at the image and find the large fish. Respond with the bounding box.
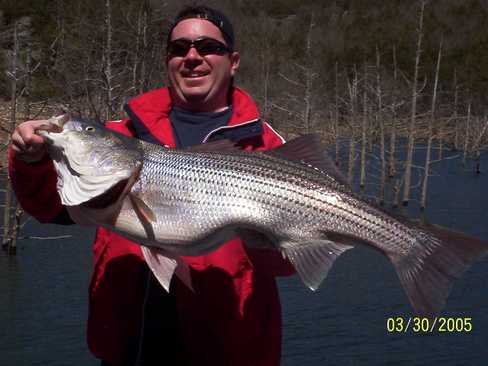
[37,115,487,316]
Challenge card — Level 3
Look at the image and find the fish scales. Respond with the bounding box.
[132,146,416,257]
[38,116,488,316]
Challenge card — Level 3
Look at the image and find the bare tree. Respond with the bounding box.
[375,46,387,205]
[359,61,368,190]
[388,44,398,178]
[303,13,315,133]
[420,37,442,210]
[472,118,488,174]
[103,0,115,120]
[132,1,150,95]
[127,0,166,95]
[452,69,460,151]
[2,21,21,254]
[334,61,341,165]
[463,101,471,167]
[402,0,425,206]
[346,65,359,184]
[272,13,318,134]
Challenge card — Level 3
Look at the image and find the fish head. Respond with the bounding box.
[39,115,143,206]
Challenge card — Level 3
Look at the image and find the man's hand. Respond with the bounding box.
[11,120,51,163]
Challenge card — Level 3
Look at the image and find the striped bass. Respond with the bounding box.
[38,115,488,316]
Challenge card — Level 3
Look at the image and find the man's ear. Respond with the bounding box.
[229,51,240,77]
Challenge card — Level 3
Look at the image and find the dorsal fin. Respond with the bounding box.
[265,134,349,187]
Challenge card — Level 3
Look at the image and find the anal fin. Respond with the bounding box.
[141,246,194,292]
[282,239,354,290]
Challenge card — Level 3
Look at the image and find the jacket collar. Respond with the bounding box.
[124,87,261,148]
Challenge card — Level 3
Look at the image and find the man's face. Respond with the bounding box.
[167,18,240,112]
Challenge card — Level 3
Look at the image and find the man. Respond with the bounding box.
[9,5,294,366]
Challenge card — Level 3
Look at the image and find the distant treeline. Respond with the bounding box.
[1,0,488,117]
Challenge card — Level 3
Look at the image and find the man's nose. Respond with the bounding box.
[183,46,203,68]
[185,46,203,60]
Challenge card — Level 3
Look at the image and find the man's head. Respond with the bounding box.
[166,5,240,112]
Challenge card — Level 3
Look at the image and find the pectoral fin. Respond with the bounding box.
[282,239,354,290]
[129,193,156,222]
[129,193,156,241]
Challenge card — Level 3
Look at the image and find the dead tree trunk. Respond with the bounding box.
[376,46,386,205]
[436,41,445,161]
[334,61,340,165]
[359,62,368,191]
[472,119,488,174]
[392,178,402,208]
[463,102,471,167]
[132,0,157,95]
[403,0,425,206]
[347,66,359,185]
[453,69,460,151]
[104,0,114,120]
[388,44,398,178]
[11,20,34,251]
[2,22,19,254]
[347,125,356,185]
[420,38,442,210]
[133,1,149,94]
[303,14,315,133]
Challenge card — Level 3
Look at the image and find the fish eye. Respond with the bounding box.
[85,126,96,132]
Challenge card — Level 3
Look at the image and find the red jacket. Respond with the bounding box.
[9,87,294,365]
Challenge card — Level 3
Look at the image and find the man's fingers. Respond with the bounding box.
[12,128,45,151]
[22,129,46,147]
[11,130,27,152]
[11,119,51,162]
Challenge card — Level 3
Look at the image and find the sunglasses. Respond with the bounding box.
[167,37,231,58]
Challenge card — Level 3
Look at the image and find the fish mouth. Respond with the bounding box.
[36,114,70,139]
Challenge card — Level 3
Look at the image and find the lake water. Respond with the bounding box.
[1,147,487,365]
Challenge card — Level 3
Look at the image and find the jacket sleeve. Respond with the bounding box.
[244,120,296,277]
[8,146,65,223]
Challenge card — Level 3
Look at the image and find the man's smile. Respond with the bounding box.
[181,70,210,78]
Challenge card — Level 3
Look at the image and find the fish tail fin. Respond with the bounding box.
[391,224,488,316]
